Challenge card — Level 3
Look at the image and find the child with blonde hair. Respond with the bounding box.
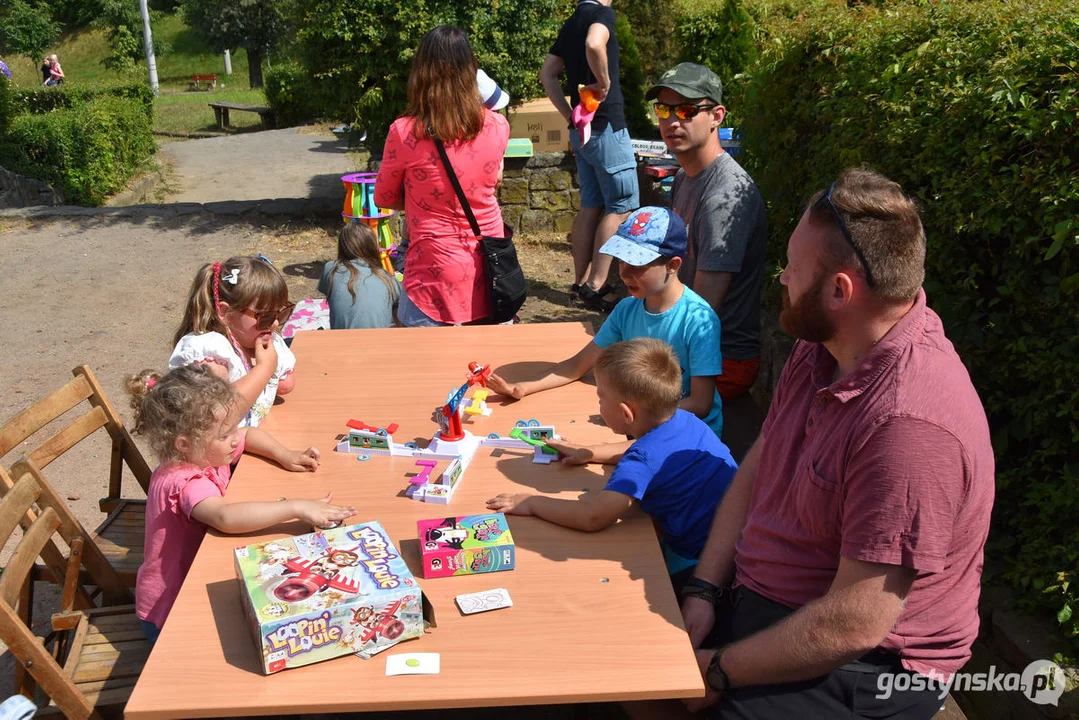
[487,338,737,590]
[127,365,354,644]
[171,256,296,427]
[318,222,401,329]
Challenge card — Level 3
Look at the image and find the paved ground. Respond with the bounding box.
[160,127,356,203]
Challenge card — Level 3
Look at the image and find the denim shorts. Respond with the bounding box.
[397,285,514,327]
[397,286,449,327]
[570,125,640,214]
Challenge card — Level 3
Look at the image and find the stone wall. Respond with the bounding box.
[498,152,578,233]
[0,166,62,208]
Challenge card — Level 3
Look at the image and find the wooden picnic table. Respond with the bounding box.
[124,323,704,718]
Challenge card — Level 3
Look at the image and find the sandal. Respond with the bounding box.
[577,283,618,313]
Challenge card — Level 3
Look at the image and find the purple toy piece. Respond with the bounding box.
[411,459,438,485]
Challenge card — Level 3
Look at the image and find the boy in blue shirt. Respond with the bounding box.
[487,338,737,586]
[487,206,725,442]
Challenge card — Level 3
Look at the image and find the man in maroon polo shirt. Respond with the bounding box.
[670,168,995,718]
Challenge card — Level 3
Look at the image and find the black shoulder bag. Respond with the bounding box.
[432,137,527,324]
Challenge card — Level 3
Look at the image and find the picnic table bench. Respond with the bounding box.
[189,73,217,90]
[208,101,276,130]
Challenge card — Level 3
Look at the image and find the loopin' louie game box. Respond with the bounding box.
[234,521,428,674]
[418,513,516,579]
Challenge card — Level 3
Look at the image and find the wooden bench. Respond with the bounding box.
[189,73,217,90]
[208,101,276,130]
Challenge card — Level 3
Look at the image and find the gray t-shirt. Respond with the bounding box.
[318,260,400,330]
[672,153,767,360]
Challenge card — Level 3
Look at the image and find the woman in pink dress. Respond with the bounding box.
[375,25,510,326]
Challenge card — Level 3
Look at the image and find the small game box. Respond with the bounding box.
[234,521,427,674]
[418,513,516,579]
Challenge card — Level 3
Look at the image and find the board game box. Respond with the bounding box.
[234,521,428,674]
[417,513,516,579]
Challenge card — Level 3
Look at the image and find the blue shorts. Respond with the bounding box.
[140,618,161,645]
[397,285,514,327]
[570,125,640,214]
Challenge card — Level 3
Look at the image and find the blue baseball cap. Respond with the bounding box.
[599,207,688,266]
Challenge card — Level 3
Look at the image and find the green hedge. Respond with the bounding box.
[0,75,11,136]
[275,0,573,147]
[736,0,1078,646]
[7,82,155,122]
[0,95,155,206]
[674,0,757,128]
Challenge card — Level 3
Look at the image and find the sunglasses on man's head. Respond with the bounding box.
[241,302,295,331]
[815,182,876,289]
[652,102,717,121]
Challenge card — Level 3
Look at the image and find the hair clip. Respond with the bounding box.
[146,377,157,390]
[257,253,274,266]
[225,268,240,285]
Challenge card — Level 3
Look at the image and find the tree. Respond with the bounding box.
[96,0,168,70]
[181,0,289,89]
[0,0,61,61]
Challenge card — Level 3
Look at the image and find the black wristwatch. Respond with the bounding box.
[680,576,724,605]
[706,648,731,693]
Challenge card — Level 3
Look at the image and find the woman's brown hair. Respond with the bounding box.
[405,25,484,143]
[328,222,397,304]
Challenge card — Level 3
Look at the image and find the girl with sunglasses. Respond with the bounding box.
[169,256,297,427]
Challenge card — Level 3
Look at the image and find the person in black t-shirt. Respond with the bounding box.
[541,0,641,313]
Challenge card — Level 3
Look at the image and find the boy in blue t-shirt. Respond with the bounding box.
[487,206,725,443]
[487,338,737,585]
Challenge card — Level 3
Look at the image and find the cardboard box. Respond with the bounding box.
[509,97,571,153]
[234,521,427,674]
[418,513,516,579]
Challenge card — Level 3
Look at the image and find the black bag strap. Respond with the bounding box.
[432,136,483,238]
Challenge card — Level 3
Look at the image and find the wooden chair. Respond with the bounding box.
[0,468,147,719]
[0,365,151,588]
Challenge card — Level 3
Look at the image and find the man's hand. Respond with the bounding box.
[681,595,717,648]
[279,446,320,472]
[684,649,724,713]
[582,81,608,103]
[486,493,535,515]
[486,372,524,400]
[546,439,594,466]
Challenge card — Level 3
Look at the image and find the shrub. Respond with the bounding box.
[278,0,573,148]
[0,74,11,135]
[736,0,1079,645]
[8,82,155,122]
[0,95,155,206]
[675,0,756,127]
[616,14,655,140]
[618,0,680,83]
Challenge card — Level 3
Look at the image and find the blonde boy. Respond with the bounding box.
[488,338,737,585]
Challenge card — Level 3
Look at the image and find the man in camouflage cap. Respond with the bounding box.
[648,63,768,413]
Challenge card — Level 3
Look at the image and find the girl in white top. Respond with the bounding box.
[169,256,296,427]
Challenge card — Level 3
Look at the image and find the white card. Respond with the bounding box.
[386,653,440,676]
[456,588,513,615]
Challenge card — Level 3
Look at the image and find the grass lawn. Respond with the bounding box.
[2,13,272,135]
[3,14,255,92]
[154,88,268,134]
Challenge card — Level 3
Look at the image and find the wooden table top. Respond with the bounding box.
[124,323,704,718]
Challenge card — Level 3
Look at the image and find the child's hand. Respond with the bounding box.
[296,492,355,528]
[486,492,534,515]
[280,446,320,472]
[486,372,523,400]
[253,333,278,368]
[546,439,594,466]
